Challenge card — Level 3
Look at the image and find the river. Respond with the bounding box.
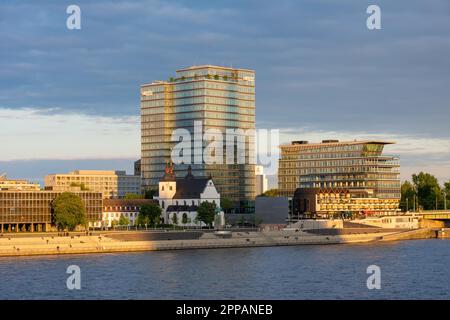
[0,239,448,299]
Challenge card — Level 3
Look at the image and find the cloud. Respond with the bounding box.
[0,107,139,161]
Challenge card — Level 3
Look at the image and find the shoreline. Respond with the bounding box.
[0,228,447,258]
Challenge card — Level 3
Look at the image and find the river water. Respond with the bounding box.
[0,239,448,299]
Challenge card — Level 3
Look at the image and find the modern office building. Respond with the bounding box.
[0,190,102,232]
[0,175,41,191]
[45,170,140,199]
[255,165,268,196]
[278,140,401,200]
[140,65,256,212]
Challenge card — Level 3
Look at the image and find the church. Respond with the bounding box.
[155,163,224,227]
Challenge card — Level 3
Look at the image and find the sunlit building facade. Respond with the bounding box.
[140,65,256,212]
[278,140,401,200]
[0,190,102,232]
[45,170,140,199]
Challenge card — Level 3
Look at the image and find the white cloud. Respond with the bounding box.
[0,108,140,161]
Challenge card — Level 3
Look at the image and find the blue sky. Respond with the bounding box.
[1,0,449,184]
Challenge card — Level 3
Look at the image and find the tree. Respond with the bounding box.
[400,181,416,211]
[144,189,158,199]
[412,172,441,210]
[69,182,89,191]
[259,189,278,197]
[196,201,216,227]
[220,198,233,214]
[119,215,130,226]
[52,192,87,231]
[182,213,188,224]
[124,193,143,199]
[171,213,178,225]
[137,203,161,227]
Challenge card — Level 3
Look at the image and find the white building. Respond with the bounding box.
[255,165,268,196]
[102,199,158,228]
[155,164,224,227]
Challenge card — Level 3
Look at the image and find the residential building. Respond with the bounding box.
[0,189,102,232]
[0,175,40,191]
[140,65,256,212]
[278,140,401,200]
[44,170,140,199]
[102,198,158,228]
[155,164,223,227]
[255,165,268,196]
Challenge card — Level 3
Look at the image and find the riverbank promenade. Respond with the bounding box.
[1,227,446,257]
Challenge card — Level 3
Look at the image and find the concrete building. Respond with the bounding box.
[278,140,401,201]
[155,164,223,227]
[45,170,140,199]
[102,198,158,228]
[140,65,256,213]
[255,196,289,224]
[255,165,268,196]
[0,175,40,191]
[0,190,102,232]
[292,188,400,219]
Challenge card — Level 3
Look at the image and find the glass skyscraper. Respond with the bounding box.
[278,140,401,200]
[140,65,256,212]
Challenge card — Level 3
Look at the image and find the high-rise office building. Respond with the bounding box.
[140,65,256,212]
[278,140,401,200]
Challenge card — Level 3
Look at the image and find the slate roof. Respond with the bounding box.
[172,176,211,199]
[166,205,198,212]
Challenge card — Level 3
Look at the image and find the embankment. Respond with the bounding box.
[0,228,447,257]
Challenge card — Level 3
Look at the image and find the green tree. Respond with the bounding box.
[220,198,233,213]
[171,213,178,225]
[124,193,143,199]
[213,74,219,80]
[196,201,216,227]
[400,181,416,211]
[182,213,188,224]
[144,189,158,199]
[412,172,442,210]
[69,182,89,191]
[52,192,87,231]
[137,203,162,227]
[119,215,130,226]
[259,189,278,197]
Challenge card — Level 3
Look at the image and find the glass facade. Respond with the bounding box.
[278,141,401,199]
[0,191,102,225]
[141,66,256,212]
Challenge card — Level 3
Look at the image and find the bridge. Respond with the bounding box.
[415,211,450,221]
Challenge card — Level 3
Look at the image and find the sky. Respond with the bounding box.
[0,0,449,185]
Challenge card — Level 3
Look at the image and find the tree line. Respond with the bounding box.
[401,172,450,211]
